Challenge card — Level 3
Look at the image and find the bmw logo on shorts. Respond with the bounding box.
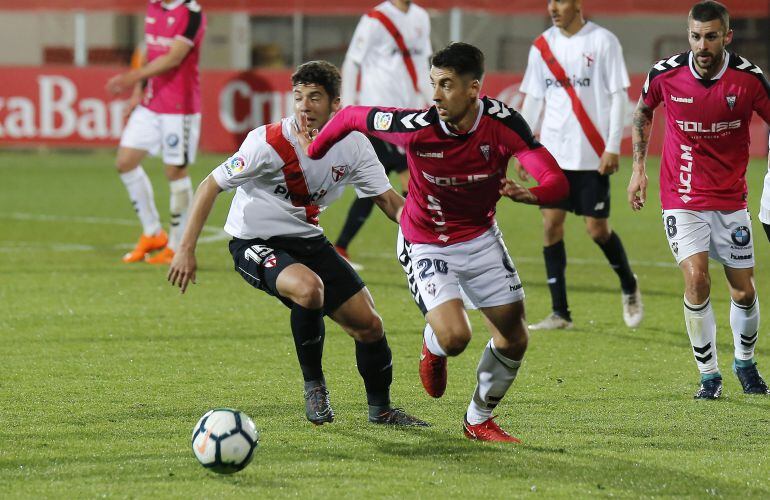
[731,226,751,246]
[166,134,180,147]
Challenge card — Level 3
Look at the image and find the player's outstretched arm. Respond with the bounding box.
[305,107,372,159]
[513,147,569,205]
[628,98,654,211]
[372,188,405,223]
[107,39,193,95]
[168,175,222,294]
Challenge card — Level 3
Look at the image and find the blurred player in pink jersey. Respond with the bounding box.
[300,43,569,442]
[106,0,206,265]
[629,1,770,399]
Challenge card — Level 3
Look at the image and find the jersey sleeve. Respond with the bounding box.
[177,2,203,46]
[602,32,631,93]
[308,106,424,159]
[519,45,545,98]
[211,129,276,191]
[345,15,375,66]
[641,64,664,109]
[752,68,770,124]
[346,134,393,198]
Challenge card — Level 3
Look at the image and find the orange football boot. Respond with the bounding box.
[122,230,168,263]
[145,246,175,265]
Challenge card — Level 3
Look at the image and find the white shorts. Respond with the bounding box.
[396,224,525,314]
[662,209,754,268]
[120,105,201,166]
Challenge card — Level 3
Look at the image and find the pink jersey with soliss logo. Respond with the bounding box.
[642,51,770,211]
[143,0,206,114]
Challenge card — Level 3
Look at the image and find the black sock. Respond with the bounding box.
[763,222,770,244]
[336,197,375,250]
[597,231,637,294]
[290,304,325,382]
[543,241,570,321]
[355,335,392,408]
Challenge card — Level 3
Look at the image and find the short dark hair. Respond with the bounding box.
[431,42,485,80]
[291,60,341,99]
[689,1,730,32]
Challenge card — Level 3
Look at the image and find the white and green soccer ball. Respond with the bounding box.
[191,408,259,474]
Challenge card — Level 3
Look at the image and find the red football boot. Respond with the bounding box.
[419,340,447,398]
[463,414,522,443]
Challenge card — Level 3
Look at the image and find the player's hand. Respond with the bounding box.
[598,152,620,175]
[106,72,137,96]
[512,159,530,182]
[627,169,648,211]
[500,178,537,204]
[167,249,197,294]
[293,113,318,155]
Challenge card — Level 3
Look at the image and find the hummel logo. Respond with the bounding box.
[671,95,693,103]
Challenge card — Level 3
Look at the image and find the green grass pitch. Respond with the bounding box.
[1,149,769,498]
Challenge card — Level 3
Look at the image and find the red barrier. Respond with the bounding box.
[0,66,767,158]
[2,0,767,16]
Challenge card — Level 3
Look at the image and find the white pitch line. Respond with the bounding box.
[0,212,229,252]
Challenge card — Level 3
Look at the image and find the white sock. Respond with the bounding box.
[731,298,759,362]
[466,338,521,425]
[168,176,193,251]
[120,167,161,236]
[423,323,447,357]
[683,297,719,375]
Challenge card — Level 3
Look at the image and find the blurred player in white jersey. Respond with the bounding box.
[167,61,428,427]
[761,132,770,243]
[106,0,206,265]
[518,0,643,330]
[630,1,770,398]
[334,0,433,269]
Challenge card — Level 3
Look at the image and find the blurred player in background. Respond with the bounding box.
[106,0,206,265]
[168,61,428,428]
[301,43,568,442]
[518,0,643,331]
[334,0,433,269]
[761,133,770,242]
[629,1,770,399]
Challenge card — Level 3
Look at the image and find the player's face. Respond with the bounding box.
[687,19,733,73]
[292,83,340,130]
[429,66,480,124]
[548,0,581,29]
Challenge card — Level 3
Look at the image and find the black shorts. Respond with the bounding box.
[369,136,407,175]
[229,235,365,315]
[541,170,611,218]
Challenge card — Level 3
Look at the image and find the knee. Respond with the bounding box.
[292,275,324,310]
[115,156,136,173]
[543,221,563,244]
[732,287,756,306]
[349,312,384,343]
[685,272,711,304]
[587,224,611,244]
[439,327,472,356]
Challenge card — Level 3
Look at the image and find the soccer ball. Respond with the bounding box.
[191,408,259,474]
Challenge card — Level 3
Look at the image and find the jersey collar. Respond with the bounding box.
[688,50,730,82]
[439,99,484,137]
[159,0,186,10]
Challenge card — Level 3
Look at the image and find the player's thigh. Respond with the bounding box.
[459,225,525,310]
[722,265,756,304]
[480,301,527,345]
[425,299,473,351]
[159,113,201,167]
[396,228,464,317]
[709,209,754,269]
[119,105,161,158]
[662,209,711,265]
[229,238,297,308]
[116,147,148,172]
[328,287,383,340]
[303,240,366,316]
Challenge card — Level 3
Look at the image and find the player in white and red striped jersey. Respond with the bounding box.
[167,61,428,428]
[518,0,642,331]
[334,0,433,269]
[302,43,569,443]
[106,0,206,265]
[629,1,770,399]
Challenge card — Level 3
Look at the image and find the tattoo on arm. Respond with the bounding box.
[632,99,654,167]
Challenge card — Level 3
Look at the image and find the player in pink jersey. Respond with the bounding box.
[168,61,428,428]
[301,43,568,442]
[106,0,206,265]
[629,1,770,399]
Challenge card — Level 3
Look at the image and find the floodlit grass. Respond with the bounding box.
[1,150,769,498]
